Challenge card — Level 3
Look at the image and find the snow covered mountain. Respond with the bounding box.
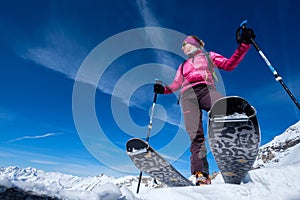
[0,166,158,200]
[254,120,300,168]
[1,121,300,200]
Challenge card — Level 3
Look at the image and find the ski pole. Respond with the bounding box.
[146,80,160,142]
[239,20,300,110]
[136,79,161,193]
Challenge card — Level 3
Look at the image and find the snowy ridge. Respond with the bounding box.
[0,166,158,199]
[1,121,300,199]
[254,120,300,168]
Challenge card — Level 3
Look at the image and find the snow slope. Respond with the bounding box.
[254,120,300,168]
[140,164,300,200]
[1,121,300,200]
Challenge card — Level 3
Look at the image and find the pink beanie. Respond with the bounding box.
[183,36,204,47]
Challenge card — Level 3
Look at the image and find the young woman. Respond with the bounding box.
[154,28,255,185]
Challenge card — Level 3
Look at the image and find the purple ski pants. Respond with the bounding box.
[181,84,223,175]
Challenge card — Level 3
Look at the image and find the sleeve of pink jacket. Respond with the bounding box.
[164,64,184,94]
[211,43,251,71]
[164,43,251,94]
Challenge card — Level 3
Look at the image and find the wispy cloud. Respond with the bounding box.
[135,0,178,63]
[136,0,160,27]
[20,29,87,80]
[30,160,59,165]
[8,132,60,143]
[17,1,184,129]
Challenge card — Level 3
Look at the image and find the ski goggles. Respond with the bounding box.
[182,42,188,47]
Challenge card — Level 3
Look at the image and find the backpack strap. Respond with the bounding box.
[177,60,187,104]
[203,52,218,82]
[180,60,187,77]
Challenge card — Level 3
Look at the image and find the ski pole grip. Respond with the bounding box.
[153,79,162,103]
[236,20,248,44]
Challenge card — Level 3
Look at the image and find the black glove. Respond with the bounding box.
[154,83,165,94]
[237,28,256,44]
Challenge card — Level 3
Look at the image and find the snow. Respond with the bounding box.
[215,112,248,119]
[1,121,300,200]
[254,121,300,168]
[140,164,300,200]
[213,112,249,122]
[279,142,300,165]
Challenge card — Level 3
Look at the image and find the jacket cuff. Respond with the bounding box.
[240,43,251,49]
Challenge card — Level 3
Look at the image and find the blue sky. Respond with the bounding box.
[1,0,299,178]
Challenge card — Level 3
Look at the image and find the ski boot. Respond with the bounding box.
[195,172,211,186]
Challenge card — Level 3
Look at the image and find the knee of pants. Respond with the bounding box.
[190,137,206,154]
[190,131,205,143]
